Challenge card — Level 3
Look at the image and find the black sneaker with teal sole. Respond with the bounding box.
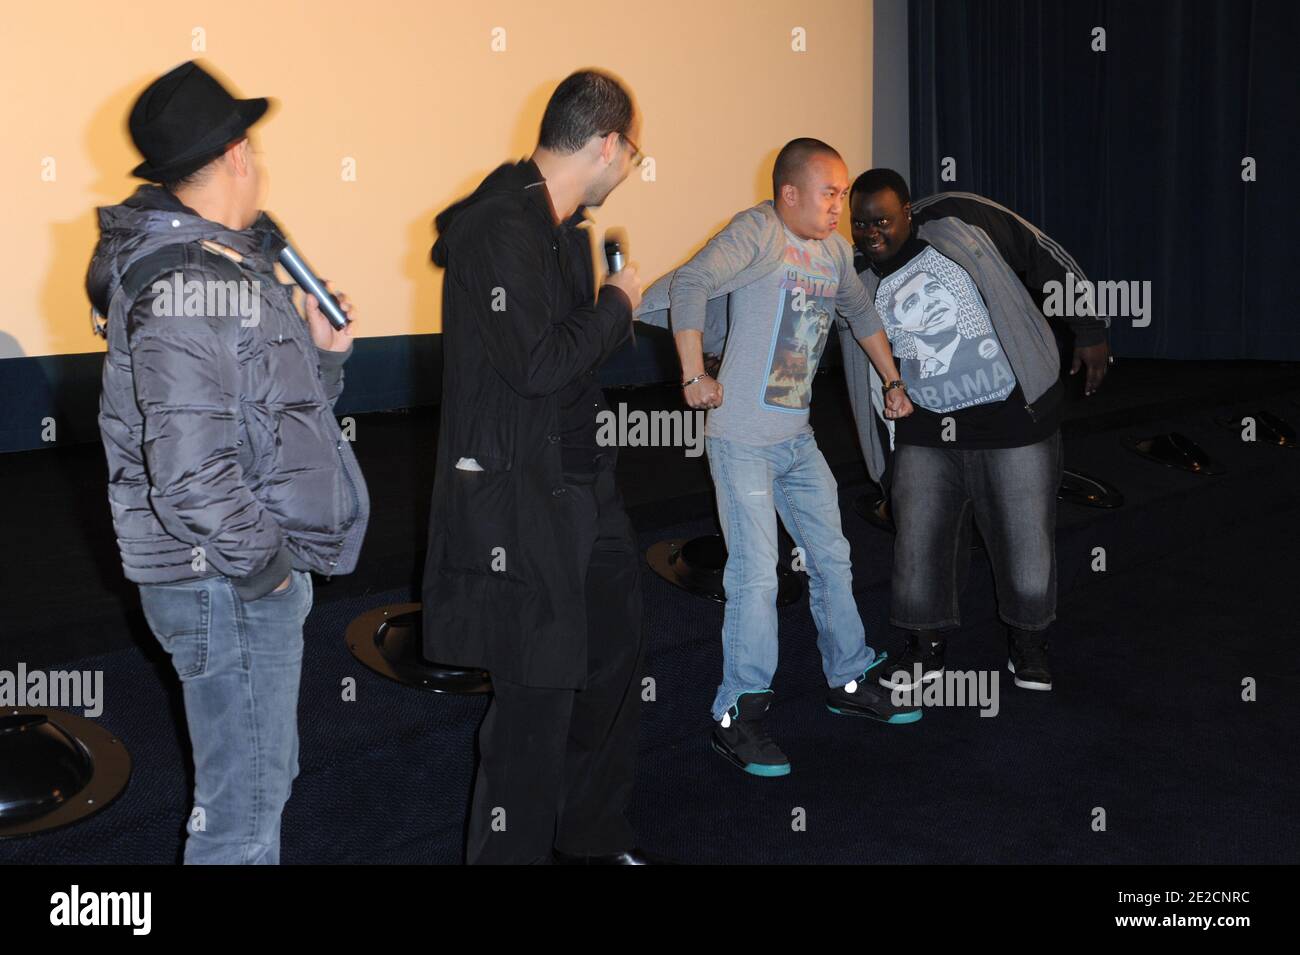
[827,656,923,723]
[711,690,791,777]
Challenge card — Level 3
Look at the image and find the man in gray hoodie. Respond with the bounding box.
[850,169,1111,694]
[637,139,920,777]
[87,62,368,863]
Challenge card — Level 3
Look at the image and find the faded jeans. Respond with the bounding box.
[137,568,312,864]
[705,431,875,720]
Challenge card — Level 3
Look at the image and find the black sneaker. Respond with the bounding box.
[878,632,946,690]
[711,691,791,777]
[826,663,922,724]
[1008,629,1052,690]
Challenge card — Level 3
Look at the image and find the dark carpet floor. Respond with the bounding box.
[2,366,1297,864]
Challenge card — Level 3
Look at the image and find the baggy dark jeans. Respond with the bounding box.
[888,431,1063,632]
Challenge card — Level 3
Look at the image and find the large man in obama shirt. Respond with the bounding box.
[850,169,1112,697]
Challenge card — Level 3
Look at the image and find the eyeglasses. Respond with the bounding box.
[607,130,643,167]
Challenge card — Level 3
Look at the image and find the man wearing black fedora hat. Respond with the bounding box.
[126,61,272,186]
[87,60,370,864]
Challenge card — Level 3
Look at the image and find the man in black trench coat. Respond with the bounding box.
[423,69,653,864]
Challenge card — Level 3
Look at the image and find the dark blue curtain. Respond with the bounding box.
[909,0,1300,360]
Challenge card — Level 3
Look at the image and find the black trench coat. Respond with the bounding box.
[422,159,632,688]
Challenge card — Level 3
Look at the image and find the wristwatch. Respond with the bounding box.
[883,379,907,393]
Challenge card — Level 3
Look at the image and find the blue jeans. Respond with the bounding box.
[889,432,1063,631]
[137,568,312,864]
[705,431,875,720]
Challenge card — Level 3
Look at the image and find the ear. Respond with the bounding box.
[599,131,620,163]
[228,138,251,176]
[779,181,798,208]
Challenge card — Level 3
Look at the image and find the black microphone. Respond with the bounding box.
[603,229,634,347]
[604,237,625,274]
[278,242,350,331]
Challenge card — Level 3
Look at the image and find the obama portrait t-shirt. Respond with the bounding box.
[870,237,1060,449]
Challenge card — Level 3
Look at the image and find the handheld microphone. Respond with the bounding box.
[604,237,625,274]
[278,243,350,331]
[603,229,635,348]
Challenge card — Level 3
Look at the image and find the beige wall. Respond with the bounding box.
[2,0,873,360]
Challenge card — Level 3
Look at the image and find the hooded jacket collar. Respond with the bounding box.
[431,158,588,268]
[97,184,286,268]
[87,185,288,315]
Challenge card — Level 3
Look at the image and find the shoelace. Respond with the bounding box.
[1017,641,1050,669]
[744,720,783,755]
[721,709,782,753]
[893,640,926,668]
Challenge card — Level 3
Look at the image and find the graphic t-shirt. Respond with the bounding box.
[866,234,1061,448]
[706,225,840,446]
[875,244,1017,412]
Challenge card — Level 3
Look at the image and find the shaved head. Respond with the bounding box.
[772,137,842,199]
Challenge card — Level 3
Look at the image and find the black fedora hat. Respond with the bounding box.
[128,60,269,182]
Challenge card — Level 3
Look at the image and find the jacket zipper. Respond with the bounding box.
[322,439,361,582]
[952,228,1045,426]
[338,440,361,530]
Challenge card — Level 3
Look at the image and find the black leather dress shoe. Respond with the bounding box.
[552,848,673,865]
